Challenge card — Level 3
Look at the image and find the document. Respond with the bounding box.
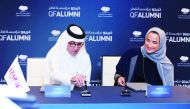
[126,82,149,92]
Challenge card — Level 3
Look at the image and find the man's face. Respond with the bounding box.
[145,32,160,54]
[67,41,84,56]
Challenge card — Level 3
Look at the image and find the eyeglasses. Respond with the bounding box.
[68,41,84,48]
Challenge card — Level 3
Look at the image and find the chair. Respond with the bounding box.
[102,56,121,86]
[27,57,46,86]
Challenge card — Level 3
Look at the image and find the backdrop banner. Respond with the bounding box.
[0,0,190,87]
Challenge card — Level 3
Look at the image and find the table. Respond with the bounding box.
[28,86,190,109]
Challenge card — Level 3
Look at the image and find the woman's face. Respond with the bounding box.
[145,32,160,54]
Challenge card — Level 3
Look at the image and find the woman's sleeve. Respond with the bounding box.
[114,50,132,84]
[114,48,139,85]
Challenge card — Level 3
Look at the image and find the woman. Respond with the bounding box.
[44,24,91,89]
[114,27,174,86]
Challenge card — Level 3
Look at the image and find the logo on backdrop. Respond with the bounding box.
[166,32,190,43]
[98,6,113,18]
[48,30,61,41]
[180,56,189,62]
[130,31,144,42]
[130,7,162,19]
[16,5,31,17]
[18,55,28,66]
[175,56,190,88]
[175,79,190,88]
[48,6,80,17]
[178,8,190,19]
[177,56,190,67]
[85,30,113,42]
[0,30,31,41]
[90,79,102,86]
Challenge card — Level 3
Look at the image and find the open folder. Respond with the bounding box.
[126,82,149,92]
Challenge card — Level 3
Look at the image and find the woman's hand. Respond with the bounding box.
[117,76,125,86]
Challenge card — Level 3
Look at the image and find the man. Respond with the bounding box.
[44,24,91,89]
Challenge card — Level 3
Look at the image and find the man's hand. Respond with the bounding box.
[71,74,85,88]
